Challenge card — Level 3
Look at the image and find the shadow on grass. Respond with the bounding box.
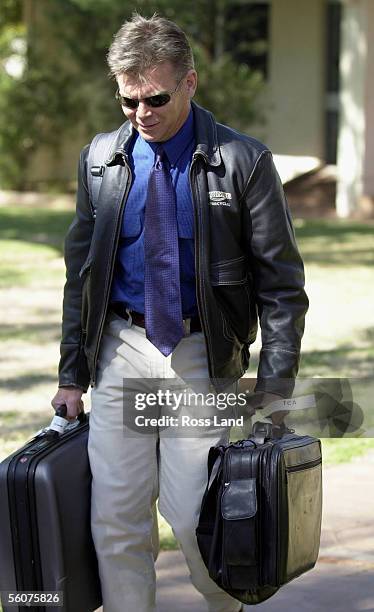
[299,343,374,378]
[249,328,374,379]
[0,414,52,435]
[0,267,33,286]
[0,207,75,255]
[0,322,61,342]
[295,219,374,240]
[1,208,373,267]
[294,219,374,266]
[0,372,57,391]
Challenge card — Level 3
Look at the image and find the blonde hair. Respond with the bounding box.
[107,13,194,81]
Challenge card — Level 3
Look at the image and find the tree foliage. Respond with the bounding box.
[0,0,22,30]
[0,0,267,189]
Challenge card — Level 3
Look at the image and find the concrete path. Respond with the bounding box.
[155,452,374,612]
[155,551,374,612]
[95,453,374,611]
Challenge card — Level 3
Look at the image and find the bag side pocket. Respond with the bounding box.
[221,478,259,589]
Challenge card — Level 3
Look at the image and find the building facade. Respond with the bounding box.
[24,0,374,217]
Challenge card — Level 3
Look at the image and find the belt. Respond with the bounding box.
[110,303,202,334]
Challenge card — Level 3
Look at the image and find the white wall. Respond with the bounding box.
[336,0,366,216]
[336,0,374,216]
[266,0,326,159]
[362,1,374,201]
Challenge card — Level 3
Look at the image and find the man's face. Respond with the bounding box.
[116,62,197,142]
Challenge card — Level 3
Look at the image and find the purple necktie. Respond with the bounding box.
[144,146,185,356]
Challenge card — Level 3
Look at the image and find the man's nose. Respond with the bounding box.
[136,101,153,119]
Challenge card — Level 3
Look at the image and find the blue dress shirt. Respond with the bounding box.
[110,108,198,317]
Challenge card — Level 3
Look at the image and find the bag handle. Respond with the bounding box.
[251,420,291,444]
[44,405,87,439]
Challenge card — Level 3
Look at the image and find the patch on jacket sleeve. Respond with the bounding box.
[208,191,232,207]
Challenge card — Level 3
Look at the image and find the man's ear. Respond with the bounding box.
[185,70,197,98]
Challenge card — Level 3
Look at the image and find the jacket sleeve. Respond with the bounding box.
[244,150,309,397]
[58,144,94,391]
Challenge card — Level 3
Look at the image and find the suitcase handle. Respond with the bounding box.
[45,405,87,438]
[56,404,87,423]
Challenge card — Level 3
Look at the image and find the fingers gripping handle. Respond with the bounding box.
[47,405,86,437]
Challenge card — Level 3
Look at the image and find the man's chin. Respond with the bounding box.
[139,132,158,142]
[137,124,161,141]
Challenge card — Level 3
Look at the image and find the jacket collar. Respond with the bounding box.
[191,101,222,166]
[105,101,222,167]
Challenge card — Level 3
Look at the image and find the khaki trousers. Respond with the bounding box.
[88,312,242,612]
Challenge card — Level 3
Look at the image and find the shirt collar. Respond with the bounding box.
[145,108,195,167]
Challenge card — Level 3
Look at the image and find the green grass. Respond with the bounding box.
[321,438,374,465]
[158,513,178,551]
[0,239,64,288]
[294,218,374,266]
[0,321,61,342]
[0,206,73,287]
[0,207,74,252]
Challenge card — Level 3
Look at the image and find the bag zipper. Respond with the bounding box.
[286,457,322,472]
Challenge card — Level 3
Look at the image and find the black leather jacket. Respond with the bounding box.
[58,102,308,393]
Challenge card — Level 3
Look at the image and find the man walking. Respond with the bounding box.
[52,13,308,612]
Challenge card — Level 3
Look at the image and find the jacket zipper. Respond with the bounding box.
[189,152,214,380]
[91,158,132,385]
[92,148,211,385]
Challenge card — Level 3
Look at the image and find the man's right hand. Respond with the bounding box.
[51,387,84,422]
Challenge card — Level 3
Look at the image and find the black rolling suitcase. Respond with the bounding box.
[0,410,102,612]
[196,421,322,606]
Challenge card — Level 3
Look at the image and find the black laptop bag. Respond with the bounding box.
[196,421,322,605]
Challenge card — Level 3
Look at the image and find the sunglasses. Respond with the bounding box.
[115,76,184,109]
